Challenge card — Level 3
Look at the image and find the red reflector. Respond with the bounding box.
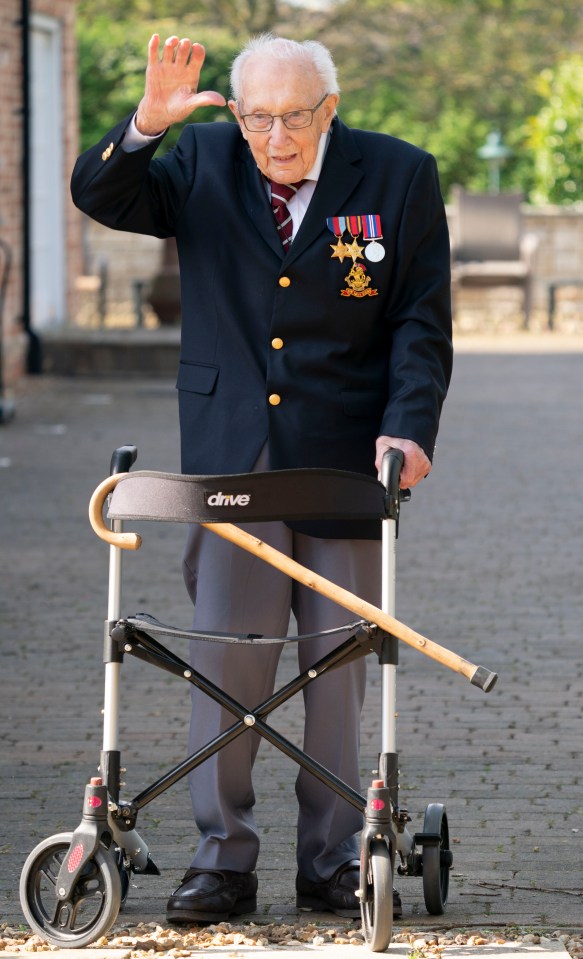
[87,795,103,808]
[370,799,385,810]
[67,843,84,872]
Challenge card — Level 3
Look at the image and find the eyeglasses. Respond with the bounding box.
[238,93,329,132]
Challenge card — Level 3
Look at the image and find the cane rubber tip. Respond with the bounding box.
[471,665,498,693]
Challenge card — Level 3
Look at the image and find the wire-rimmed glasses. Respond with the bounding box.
[238,93,329,132]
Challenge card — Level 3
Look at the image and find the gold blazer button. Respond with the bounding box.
[268,393,281,406]
[271,337,284,350]
[278,276,291,287]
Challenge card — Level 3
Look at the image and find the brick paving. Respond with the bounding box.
[1,342,582,935]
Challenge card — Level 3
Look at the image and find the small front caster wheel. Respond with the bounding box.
[361,839,393,952]
[422,803,451,915]
[20,832,122,948]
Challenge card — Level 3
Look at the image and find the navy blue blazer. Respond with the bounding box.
[72,115,452,537]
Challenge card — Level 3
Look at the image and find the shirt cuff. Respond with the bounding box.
[122,113,167,152]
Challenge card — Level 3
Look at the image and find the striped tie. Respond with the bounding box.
[269,180,305,249]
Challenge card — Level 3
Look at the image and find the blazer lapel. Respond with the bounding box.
[236,140,284,259]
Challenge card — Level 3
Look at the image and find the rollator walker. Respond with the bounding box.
[20,447,497,951]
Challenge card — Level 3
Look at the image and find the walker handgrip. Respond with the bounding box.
[470,665,498,693]
[110,445,138,476]
[88,474,142,550]
[381,448,405,521]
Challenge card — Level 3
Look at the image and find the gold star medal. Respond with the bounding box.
[330,238,350,261]
[344,236,365,261]
[345,215,365,262]
[327,216,349,261]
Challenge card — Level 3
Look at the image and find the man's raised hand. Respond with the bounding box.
[135,35,227,136]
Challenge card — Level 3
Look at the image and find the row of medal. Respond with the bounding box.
[326,214,384,297]
[326,214,386,263]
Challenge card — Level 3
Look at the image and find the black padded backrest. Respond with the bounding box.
[107,468,388,525]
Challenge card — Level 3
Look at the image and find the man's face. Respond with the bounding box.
[228,57,339,184]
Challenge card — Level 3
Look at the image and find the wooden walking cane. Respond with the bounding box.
[89,474,498,693]
[201,521,497,692]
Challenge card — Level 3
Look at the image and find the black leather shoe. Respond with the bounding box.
[167,868,258,923]
[296,860,361,918]
[297,861,404,919]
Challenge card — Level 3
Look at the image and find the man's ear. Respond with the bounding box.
[323,94,340,130]
[228,99,248,140]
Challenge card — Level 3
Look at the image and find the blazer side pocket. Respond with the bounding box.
[176,361,219,395]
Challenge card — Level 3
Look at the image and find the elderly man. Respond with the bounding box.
[71,34,452,924]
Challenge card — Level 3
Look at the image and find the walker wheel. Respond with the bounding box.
[361,839,393,952]
[422,803,451,914]
[20,832,122,947]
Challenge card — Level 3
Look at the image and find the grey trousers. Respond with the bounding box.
[182,452,381,881]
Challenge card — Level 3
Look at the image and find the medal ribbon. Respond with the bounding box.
[348,215,362,236]
[326,216,347,236]
[362,214,383,241]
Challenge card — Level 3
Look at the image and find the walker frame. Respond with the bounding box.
[19,446,497,951]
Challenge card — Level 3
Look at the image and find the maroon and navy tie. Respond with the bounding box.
[269,180,305,249]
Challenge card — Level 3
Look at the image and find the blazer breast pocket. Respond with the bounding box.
[341,388,385,419]
[176,361,219,395]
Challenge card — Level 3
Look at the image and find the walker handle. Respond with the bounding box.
[381,448,410,521]
[110,445,138,476]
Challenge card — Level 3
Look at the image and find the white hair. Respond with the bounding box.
[230,34,340,104]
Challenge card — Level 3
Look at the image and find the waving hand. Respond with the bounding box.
[135,35,227,136]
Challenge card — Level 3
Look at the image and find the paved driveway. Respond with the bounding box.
[1,346,582,931]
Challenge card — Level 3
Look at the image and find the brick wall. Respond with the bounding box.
[0,0,82,388]
[45,0,84,333]
[0,1,25,386]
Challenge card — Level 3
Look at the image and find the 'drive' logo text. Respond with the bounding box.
[205,491,252,507]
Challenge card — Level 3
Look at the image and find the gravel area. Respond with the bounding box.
[2,921,582,956]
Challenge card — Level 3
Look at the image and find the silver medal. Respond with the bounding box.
[364,241,385,262]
